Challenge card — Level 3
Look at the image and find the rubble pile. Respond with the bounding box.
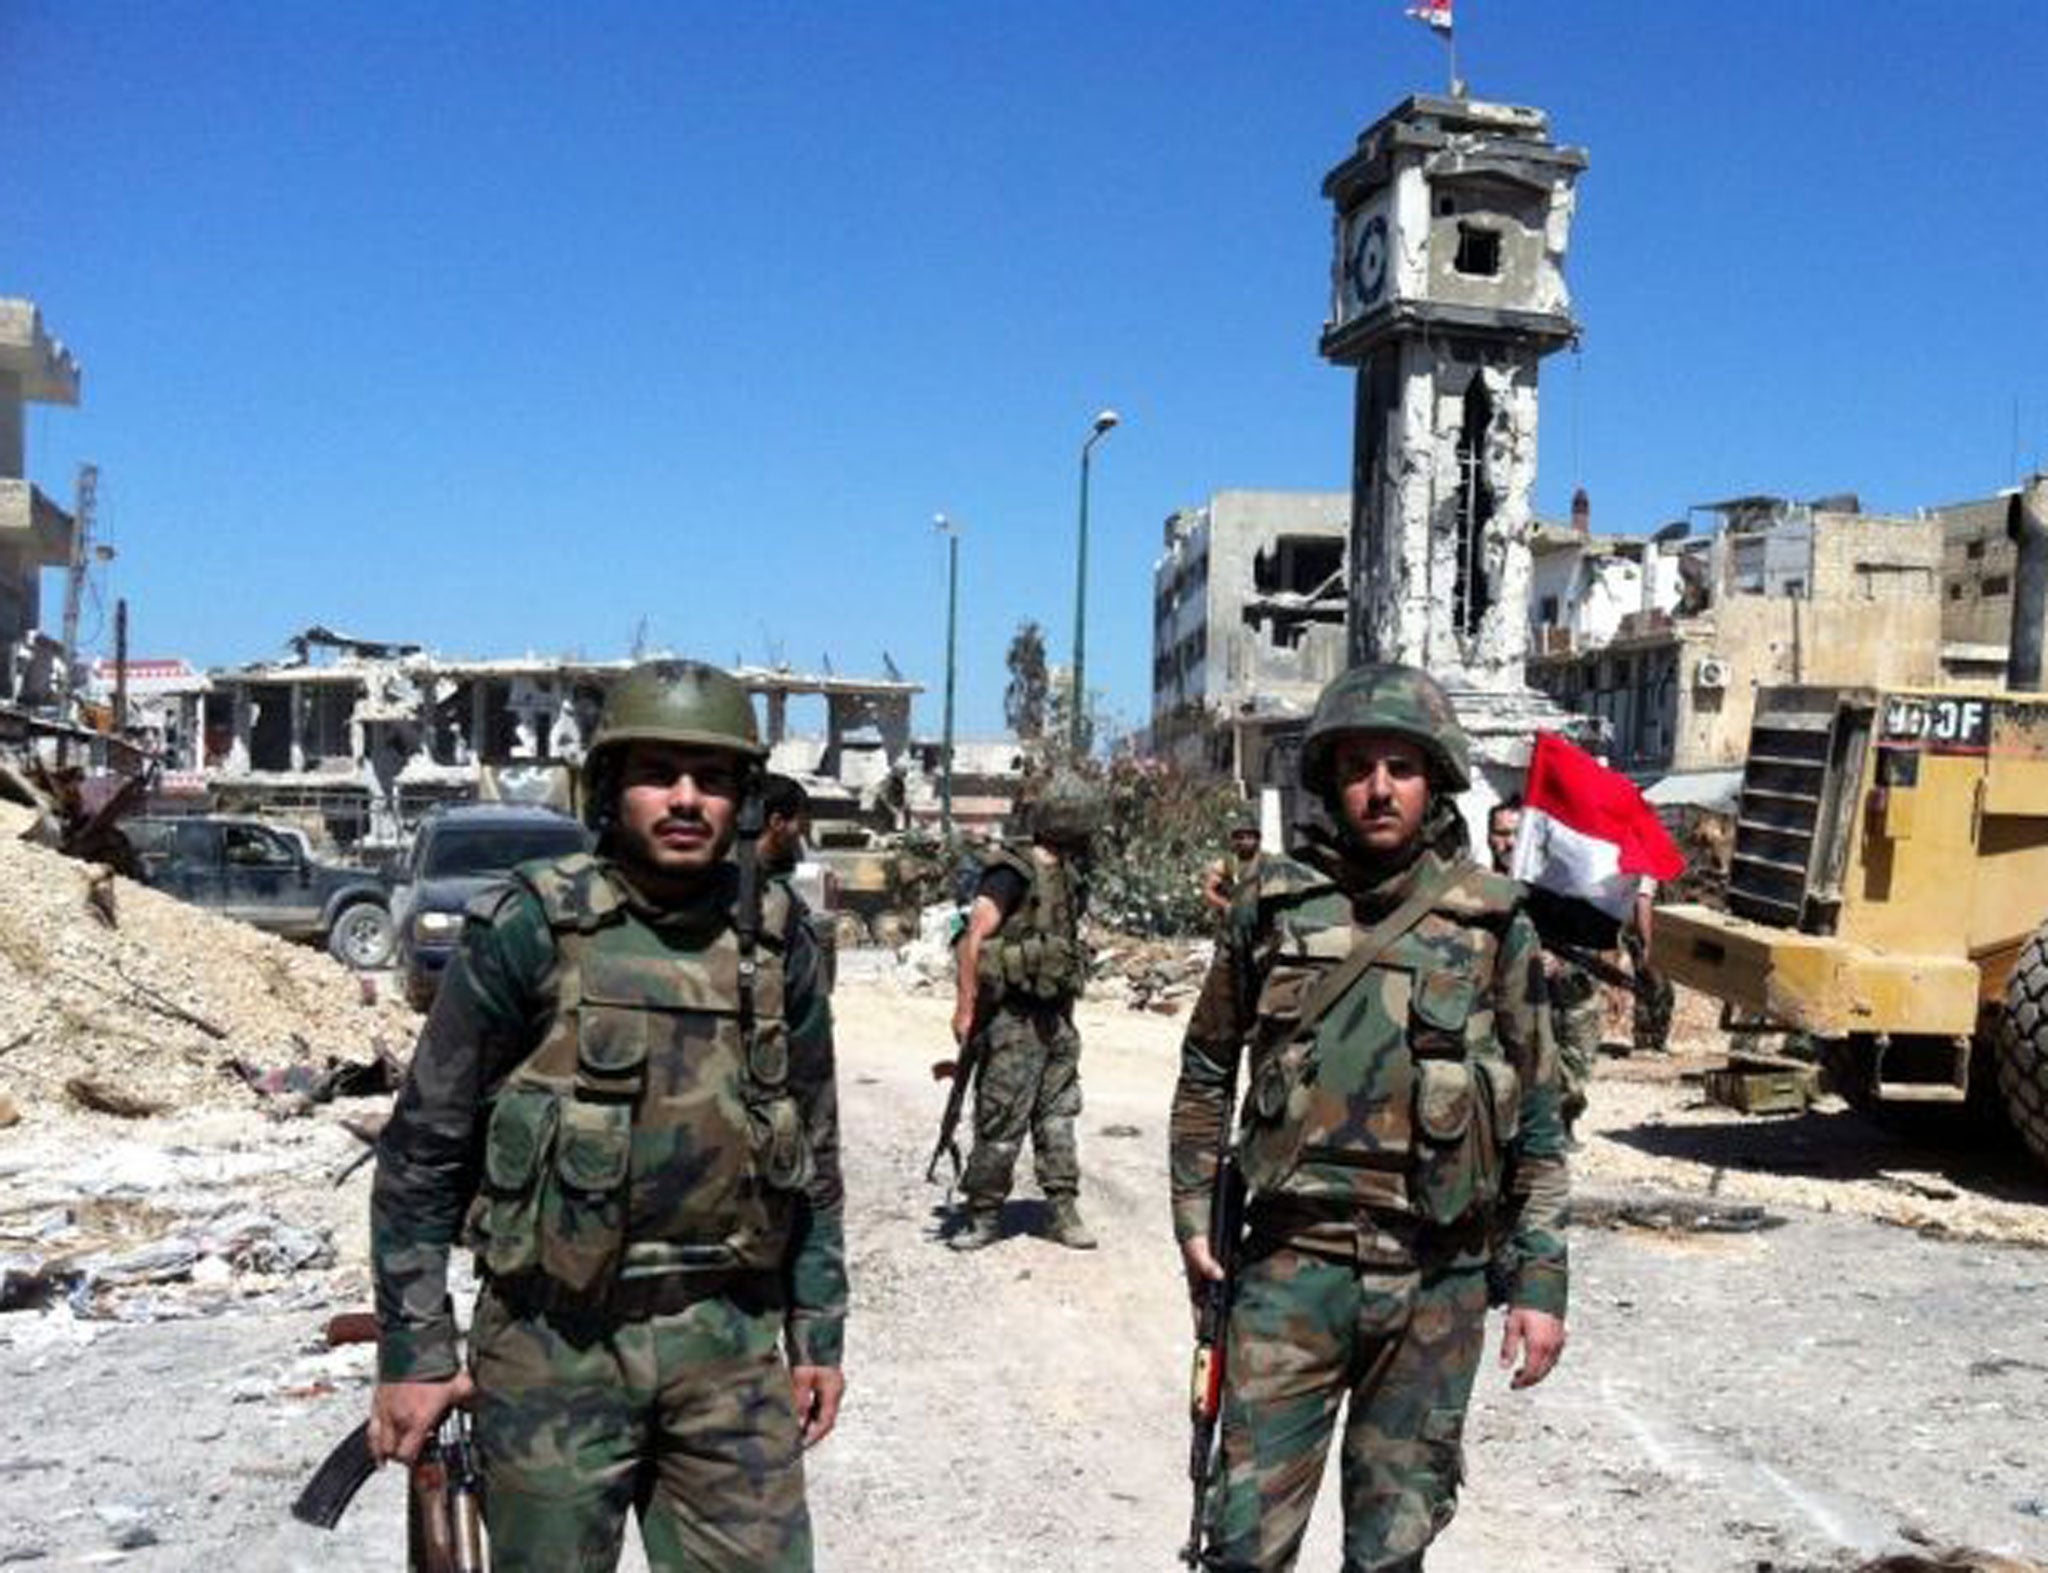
[884,899,1212,1016]
[1088,934,1211,1015]
[0,805,417,1122]
[890,903,961,995]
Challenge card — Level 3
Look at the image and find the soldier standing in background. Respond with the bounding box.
[1626,882,1676,1055]
[1202,810,1266,924]
[368,659,846,1572]
[947,781,1102,1252]
[1489,794,1594,1140]
[760,772,810,881]
[1171,666,1569,1571]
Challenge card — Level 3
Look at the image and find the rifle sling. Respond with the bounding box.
[1291,860,1471,1043]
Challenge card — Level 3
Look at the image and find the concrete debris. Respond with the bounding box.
[0,827,414,1118]
[889,903,962,995]
[64,1076,165,1119]
[0,1208,337,1318]
[1574,1188,1785,1235]
[1088,937,1210,1014]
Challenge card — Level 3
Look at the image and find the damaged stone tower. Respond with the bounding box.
[1318,93,1590,812]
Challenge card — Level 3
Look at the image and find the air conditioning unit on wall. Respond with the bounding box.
[1695,657,1731,690]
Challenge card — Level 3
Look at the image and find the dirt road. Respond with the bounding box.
[5,962,2047,1570]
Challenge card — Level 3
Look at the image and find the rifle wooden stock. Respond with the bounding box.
[1180,1104,1245,1568]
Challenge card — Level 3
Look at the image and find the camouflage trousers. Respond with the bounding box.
[468,1282,812,1572]
[959,998,1082,1211]
[1548,960,1600,1126]
[1624,930,1675,1055]
[1203,1249,1488,1573]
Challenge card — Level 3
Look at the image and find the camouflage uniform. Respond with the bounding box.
[1546,956,1599,1126]
[1625,925,1675,1056]
[372,663,846,1573]
[1169,667,1569,1572]
[959,842,1087,1217]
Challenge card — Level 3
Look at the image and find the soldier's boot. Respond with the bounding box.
[1045,1197,1097,1251]
[948,1207,1003,1252]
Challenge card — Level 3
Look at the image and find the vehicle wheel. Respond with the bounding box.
[328,901,396,970]
[1996,927,2048,1169]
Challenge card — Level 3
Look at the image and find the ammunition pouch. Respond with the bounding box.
[1408,970,1520,1227]
[743,1018,814,1192]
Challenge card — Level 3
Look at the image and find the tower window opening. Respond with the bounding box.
[1453,378,1497,637]
[1453,224,1501,277]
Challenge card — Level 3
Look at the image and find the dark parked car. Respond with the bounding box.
[126,814,396,968]
[393,803,592,1010]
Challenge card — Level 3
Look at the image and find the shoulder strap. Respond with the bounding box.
[1292,859,1472,1041]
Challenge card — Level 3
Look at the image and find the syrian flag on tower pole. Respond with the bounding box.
[1407,0,1453,34]
[1510,731,1685,947]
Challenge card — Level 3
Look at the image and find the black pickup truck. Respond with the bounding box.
[126,814,396,968]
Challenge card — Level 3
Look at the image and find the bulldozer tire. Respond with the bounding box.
[1995,929,2048,1169]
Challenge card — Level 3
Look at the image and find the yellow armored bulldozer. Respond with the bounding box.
[1653,480,2048,1170]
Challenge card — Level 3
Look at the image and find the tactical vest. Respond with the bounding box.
[463,854,814,1308]
[1236,854,1524,1231]
[975,842,1085,1003]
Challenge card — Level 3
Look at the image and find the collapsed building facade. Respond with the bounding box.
[123,628,922,860]
[0,299,82,726]
[1148,489,1348,773]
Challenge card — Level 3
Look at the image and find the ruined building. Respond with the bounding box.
[134,628,922,857]
[1148,489,1348,771]
[1527,496,1944,776]
[0,299,80,713]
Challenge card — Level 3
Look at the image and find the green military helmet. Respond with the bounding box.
[1300,663,1472,796]
[582,659,767,828]
[1031,769,1107,848]
[1229,804,1262,837]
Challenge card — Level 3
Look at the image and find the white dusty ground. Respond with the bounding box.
[4,959,2048,1571]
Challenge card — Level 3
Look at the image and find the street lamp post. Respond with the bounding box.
[934,513,961,841]
[1070,408,1120,754]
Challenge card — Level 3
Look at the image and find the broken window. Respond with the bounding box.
[1453,224,1501,277]
[1539,596,1559,626]
[1251,535,1343,597]
[1985,574,2012,597]
[1967,540,1986,560]
[1453,378,1497,637]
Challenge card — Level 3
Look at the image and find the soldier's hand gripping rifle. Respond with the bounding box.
[292,1311,486,1573]
[1181,1099,1246,1568]
[925,1006,985,1185]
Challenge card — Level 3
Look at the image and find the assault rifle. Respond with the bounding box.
[1180,1095,1246,1568]
[924,1009,985,1185]
[292,1311,486,1573]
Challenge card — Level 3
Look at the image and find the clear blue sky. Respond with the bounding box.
[7,3,2045,740]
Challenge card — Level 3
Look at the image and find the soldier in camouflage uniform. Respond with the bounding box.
[1488,795,1595,1135]
[368,660,846,1572]
[1204,809,1266,924]
[947,779,1101,1252]
[1170,665,1570,1571]
[1625,884,1675,1056]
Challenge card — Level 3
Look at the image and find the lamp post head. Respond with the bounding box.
[1091,409,1120,437]
[933,512,953,536]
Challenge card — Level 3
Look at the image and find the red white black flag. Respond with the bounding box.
[1407,0,1453,35]
[1510,731,1685,921]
